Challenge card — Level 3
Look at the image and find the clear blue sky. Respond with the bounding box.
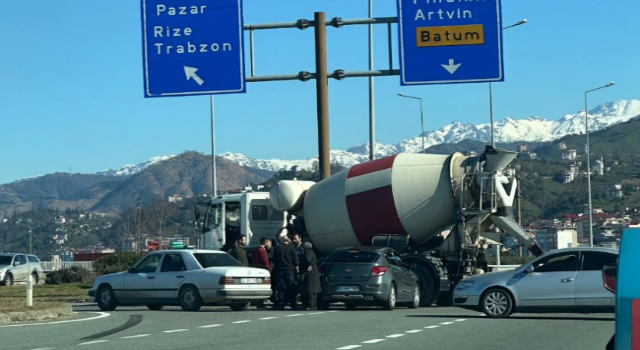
[1,0,638,184]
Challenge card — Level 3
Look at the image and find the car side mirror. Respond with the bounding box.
[602,263,617,293]
[13,261,20,266]
[524,265,534,273]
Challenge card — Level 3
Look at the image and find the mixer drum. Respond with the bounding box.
[302,153,465,255]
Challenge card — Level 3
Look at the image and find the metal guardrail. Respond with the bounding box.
[488,265,520,272]
[38,261,517,273]
[41,261,93,272]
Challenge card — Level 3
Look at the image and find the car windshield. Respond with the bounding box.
[193,253,244,268]
[0,256,12,265]
[326,250,379,263]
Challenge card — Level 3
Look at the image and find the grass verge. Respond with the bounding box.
[0,284,91,306]
[0,299,68,313]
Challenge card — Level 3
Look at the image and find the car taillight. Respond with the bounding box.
[371,266,387,276]
[604,273,617,293]
[219,277,236,285]
[263,277,271,284]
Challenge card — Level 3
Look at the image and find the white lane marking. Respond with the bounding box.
[232,320,251,324]
[79,340,109,345]
[328,310,339,312]
[199,324,222,328]
[455,319,467,322]
[163,329,189,333]
[386,334,406,338]
[336,346,362,350]
[478,313,486,316]
[259,317,278,320]
[406,330,422,333]
[0,312,110,328]
[362,339,386,344]
[285,314,304,317]
[31,348,53,350]
[308,312,326,315]
[424,325,439,329]
[440,321,455,325]
[120,334,151,339]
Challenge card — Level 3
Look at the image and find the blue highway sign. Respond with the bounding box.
[141,0,246,98]
[396,0,504,86]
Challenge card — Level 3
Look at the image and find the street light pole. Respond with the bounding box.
[585,81,615,247]
[397,93,425,153]
[489,19,528,148]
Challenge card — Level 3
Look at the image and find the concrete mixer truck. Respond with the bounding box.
[194,146,545,306]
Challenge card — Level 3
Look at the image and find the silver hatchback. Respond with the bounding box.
[453,247,618,318]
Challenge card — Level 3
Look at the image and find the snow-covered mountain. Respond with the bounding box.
[14,99,635,183]
[95,155,177,176]
[221,99,640,171]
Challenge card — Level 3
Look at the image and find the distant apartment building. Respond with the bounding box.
[518,144,528,153]
[558,141,567,149]
[605,185,624,199]
[562,149,577,160]
[593,157,604,176]
[535,226,578,251]
[168,194,185,203]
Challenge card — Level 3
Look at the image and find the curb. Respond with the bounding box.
[0,304,74,325]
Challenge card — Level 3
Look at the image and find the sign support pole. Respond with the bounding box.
[314,12,331,179]
[210,95,217,198]
[368,0,376,161]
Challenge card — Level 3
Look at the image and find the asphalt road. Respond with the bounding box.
[1,304,615,350]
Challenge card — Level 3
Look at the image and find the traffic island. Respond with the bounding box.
[0,301,73,324]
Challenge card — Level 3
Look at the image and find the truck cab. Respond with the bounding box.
[195,192,287,253]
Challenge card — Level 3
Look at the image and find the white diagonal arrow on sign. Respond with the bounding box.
[184,66,204,85]
[441,59,462,74]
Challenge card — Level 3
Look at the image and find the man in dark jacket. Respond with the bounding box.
[229,235,249,266]
[251,238,272,309]
[298,242,321,311]
[271,236,299,310]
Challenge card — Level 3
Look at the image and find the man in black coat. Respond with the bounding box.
[298,242,321,311]
[271,236,299,310]
[229,235,249,266]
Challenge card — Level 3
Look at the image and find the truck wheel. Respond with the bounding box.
[382,284,396,311]
[179,285,203,311]
[230,302,249,311]
[411,266,438,307]
[481,288,513,318]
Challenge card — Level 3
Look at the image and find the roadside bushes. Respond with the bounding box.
[45,266,94,285]
[92,252,146,276]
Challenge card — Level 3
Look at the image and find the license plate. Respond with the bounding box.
[240,278,262,284]
[336,286,358,292]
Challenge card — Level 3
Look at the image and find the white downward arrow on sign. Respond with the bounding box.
[441,59,462,74]
[184,66,204,85]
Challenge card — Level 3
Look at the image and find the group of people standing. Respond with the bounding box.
[228,233,322,311]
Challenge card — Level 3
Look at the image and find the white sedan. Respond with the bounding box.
[88,249,272,312]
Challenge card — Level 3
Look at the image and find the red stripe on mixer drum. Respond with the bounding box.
[347,155,397,179]
[346,185,408,246]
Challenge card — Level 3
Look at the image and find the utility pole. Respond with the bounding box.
[314,12,331,179]
[29,229,32,255]
[136,197,141,253]
[210,95,217,197]
[367,0,375,161]
[517,171,523,257]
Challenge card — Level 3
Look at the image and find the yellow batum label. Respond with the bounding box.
[416,24,485,47]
